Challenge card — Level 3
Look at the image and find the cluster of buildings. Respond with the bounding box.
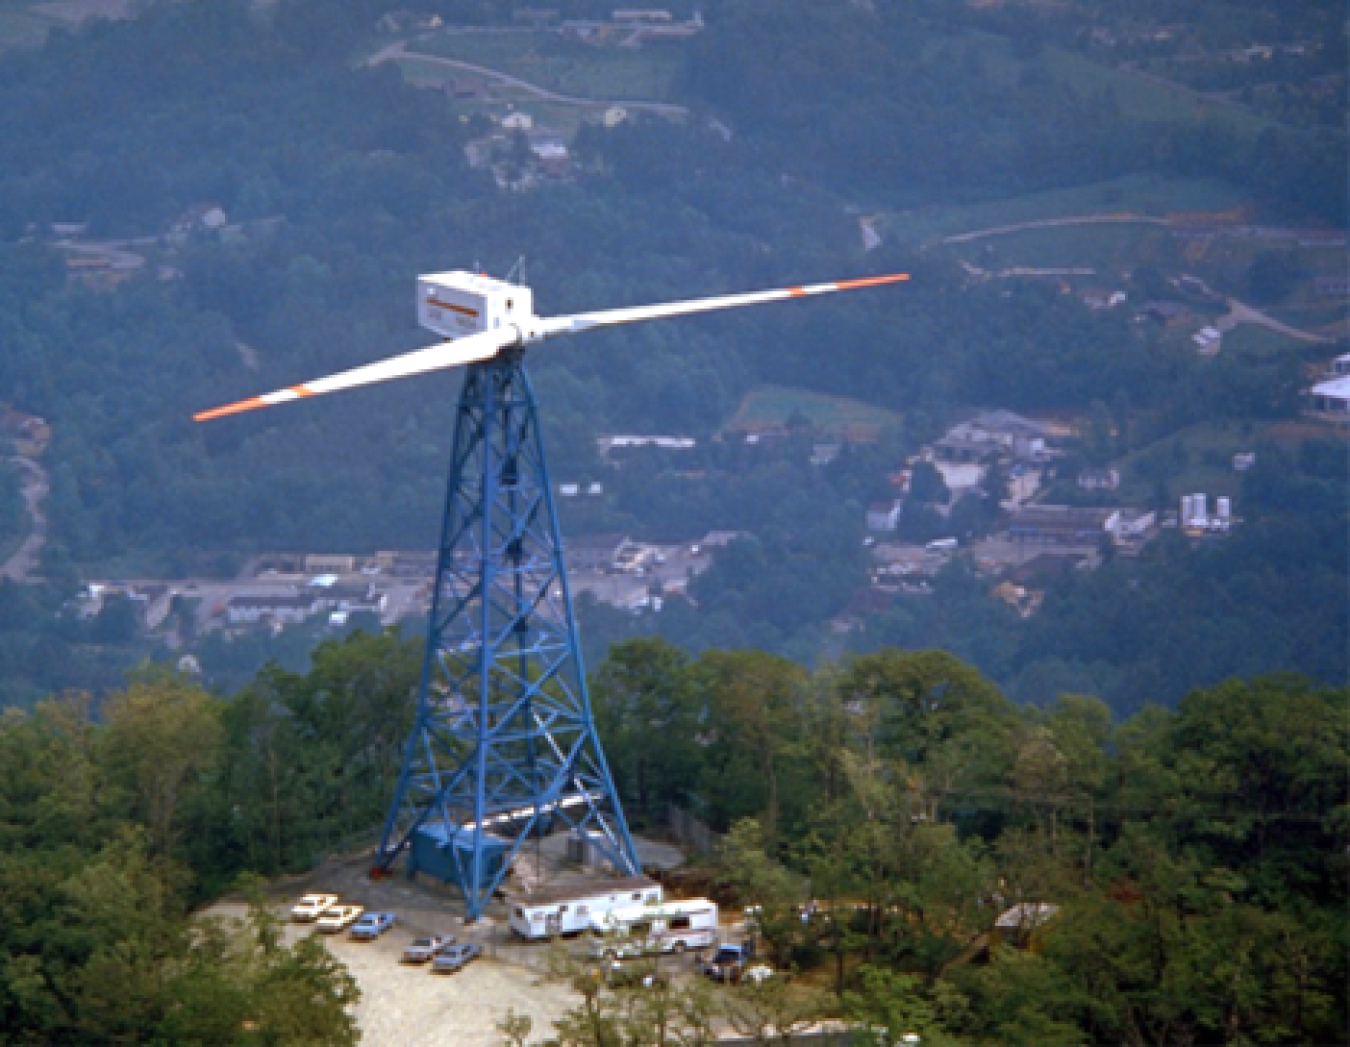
[464,112,582,187]
[507,8,704,47]
[380,8,705,46]
[866,410,1057,531]
[846,403,1260,626]
[225,581,387,628]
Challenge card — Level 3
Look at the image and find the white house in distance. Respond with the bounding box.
[598,435,697,460]
[1307,374,1350,423]
[1306,356,1350,424]
[866,500,903,532]
[1192,325,1223,355]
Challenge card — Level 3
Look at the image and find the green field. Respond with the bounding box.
[921,30,1274,132]
[941,223,1183,279]
[0,7,56,49]
[1269,303,1350,339]
[412,30,682,102]
[1219,324,1318,359]
[1112,421,1264,505]
[882,174,1249,249]
[726,385,903,441]
[1040,47,1274,137]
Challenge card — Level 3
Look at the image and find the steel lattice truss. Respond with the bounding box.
[377,357,638,917]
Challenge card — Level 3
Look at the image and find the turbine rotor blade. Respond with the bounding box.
[537,272,908,339]
[194,329,515,422]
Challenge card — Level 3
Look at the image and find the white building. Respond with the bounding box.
[934,410,1048,463]
[1307,374,1350,422]
[600,435,697,454]
[226,594,317,625]
[866,500,903,532]
[1192,326,1223,355]
[1105,509,1156,541]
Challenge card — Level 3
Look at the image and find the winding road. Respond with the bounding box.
[1216,298,1332,344]
[1,457,49,583]
[939,213,1168,245]
[367,40,689,117]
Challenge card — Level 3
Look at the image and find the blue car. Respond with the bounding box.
[349,912,397,941]
[430,941,482,974]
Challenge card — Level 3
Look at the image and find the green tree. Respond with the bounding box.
[591,638,701,820]
[99,668,224,860]
[693,650,812,838]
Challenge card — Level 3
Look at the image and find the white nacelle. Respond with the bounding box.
[418,270,537,342]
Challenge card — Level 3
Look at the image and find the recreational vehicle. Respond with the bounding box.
[508,876,662,940]
[587,898,719,960]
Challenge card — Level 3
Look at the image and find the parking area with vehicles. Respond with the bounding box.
[205,835,767,1045]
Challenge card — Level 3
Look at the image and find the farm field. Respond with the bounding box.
[726,384,903,442]
[413,30,682,103]
[1109,420,1281,506]
[941,223,1182,279]
[882,174,1249,249]
[0,6,56,49]
[920,30,1275,132]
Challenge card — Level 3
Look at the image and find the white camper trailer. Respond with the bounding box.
[587,898,720,960]
[508,876,662,940]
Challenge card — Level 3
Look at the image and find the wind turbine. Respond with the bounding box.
[196,268,908,918]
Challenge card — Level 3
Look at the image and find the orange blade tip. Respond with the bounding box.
[193,397,267,422]
[838,273,910,290]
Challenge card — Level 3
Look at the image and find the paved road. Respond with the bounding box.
[1,457,49,583]
[369,40,689,117]
[1217,298,1332,344]
[960,260,1097,279]
[939,213,1168,245]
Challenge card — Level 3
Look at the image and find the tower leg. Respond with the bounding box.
[377,357,639,917]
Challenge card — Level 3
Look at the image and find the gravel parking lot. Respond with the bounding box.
[220,835,695,1045]
[334,933,580,1047]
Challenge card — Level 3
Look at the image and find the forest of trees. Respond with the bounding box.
[0,634,1342,1043]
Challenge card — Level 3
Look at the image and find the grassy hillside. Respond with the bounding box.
[726,385,904,441]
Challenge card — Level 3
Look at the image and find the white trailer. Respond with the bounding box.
[587,898,720,960]
[508,876,663,940]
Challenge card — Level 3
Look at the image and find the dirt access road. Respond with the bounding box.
[1,457,49,583]
[367,39,689,118]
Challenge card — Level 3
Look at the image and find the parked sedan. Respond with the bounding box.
[290,893,340,922]
[430,941,482,974]
[316,904,365,933]
[349,912,396,941]
[402,935,455,963]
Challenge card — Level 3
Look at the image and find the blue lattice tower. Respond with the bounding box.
[376,351,639,918]
[192,268,910,917]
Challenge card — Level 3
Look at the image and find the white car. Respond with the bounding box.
[290,893,340,922]
[316,904,365,933]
